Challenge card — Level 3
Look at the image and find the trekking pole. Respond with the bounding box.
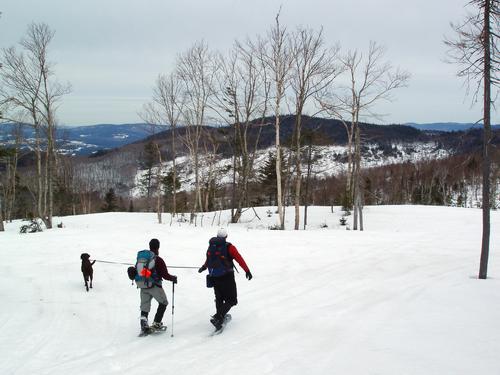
[171,282,175,337]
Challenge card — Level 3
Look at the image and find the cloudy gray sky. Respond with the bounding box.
[1,0,497,126]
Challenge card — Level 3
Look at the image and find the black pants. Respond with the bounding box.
[212,272,238,318]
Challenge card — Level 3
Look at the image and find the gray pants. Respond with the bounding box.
[140,286,168,313]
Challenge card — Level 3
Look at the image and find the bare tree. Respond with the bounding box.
[212,41,270,222]
[27,23,71,228]
[156,73,184,216]
[445,0,499,279]
[199,128,223,212]
[141,73,184,223]
[142,72,185,217]
[1,45,45,222]
[177,41,217,216]
[257,12,295,229]
[290,26,341,229]
[0,23,70,229]
[322,42,409,230]
[318,102,355,209]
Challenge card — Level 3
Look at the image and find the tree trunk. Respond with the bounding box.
[0,187,5,232]
[194,145,202,213]
[46,126,54,229]
[155,142,163,224]
[7,145,19,221]
[479,0,491,279]
[342,121,354,207]
[303,142,313,230]
[294,112,302,230]
[172,126,177,216]
[275,114,285,230]
[231,152,237,222]
[35,127,44,221]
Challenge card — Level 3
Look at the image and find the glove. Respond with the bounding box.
[171,275,178,284]
[198,265,207,273]
[246,271,253,281]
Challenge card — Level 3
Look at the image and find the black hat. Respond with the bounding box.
[149,238,160,251]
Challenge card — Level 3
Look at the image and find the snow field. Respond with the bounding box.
[0,205,499,375]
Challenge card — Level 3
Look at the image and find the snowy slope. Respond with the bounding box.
[131,143,450,197]
[0,206,499,375]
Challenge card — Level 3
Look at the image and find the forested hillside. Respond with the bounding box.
[1,115,499,223]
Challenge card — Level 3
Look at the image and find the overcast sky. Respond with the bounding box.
[1,0,498,126]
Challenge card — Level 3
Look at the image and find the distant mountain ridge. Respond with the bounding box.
[406,122,500,132]
[1,119,499,156]
[0,123,168,155]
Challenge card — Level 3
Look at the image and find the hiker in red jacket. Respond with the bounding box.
[198,228,252,330]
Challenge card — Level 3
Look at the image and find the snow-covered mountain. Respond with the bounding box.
[1,118,497,156]
[1,205,499,374]
[0,123,168,156]
[131,142,452,197]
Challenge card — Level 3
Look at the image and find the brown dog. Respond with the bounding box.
[80,253,96,291]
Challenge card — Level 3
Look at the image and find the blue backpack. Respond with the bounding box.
[134,250,160,288]
[206,237,234,277]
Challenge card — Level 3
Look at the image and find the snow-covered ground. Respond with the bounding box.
[0,205,499,375]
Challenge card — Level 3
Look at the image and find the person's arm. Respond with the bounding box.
[228,245,250,273]
[198,253,208,273]
[156,257,177,283]
[198,263,207,273]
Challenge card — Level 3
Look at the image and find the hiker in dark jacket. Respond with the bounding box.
[198,228,252,330]
[139,238,177,333]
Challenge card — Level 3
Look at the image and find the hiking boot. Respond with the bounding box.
[210,314,223,330]
[140,316,150,332]
[151,321,164,330]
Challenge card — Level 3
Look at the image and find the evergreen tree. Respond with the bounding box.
[258,152,287,206]
[161,169,181,212]
[102,188,118,212]
[162,169,181,196]
[54,179,74,216]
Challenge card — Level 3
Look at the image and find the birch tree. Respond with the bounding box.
[212,41,270,222]
[257,12,294,229]
[177,41,217,216]
[290,26,341,229]
[141,72,185,220]
[0,23,70,229]
[321,42,409,230]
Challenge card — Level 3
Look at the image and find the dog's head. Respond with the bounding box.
[80,253,91,261]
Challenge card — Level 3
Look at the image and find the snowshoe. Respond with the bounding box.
[138,328,152,337]
[150,322,167,333]
[210,314,232,335]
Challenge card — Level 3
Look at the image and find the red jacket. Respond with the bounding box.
[227,244,250,273]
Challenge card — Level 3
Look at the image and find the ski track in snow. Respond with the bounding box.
[0,206,499,375]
